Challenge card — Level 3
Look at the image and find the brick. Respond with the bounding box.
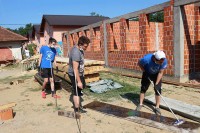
[0,108,13,120]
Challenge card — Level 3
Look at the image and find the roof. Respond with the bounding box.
[40,15,109,32]
[27,30,32,38]
[43,15,109,26]
[33,25,41,33]
[0,27,27,42]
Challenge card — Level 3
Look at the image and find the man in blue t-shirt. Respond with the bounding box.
[38,37,58,99]
[136,50,168,115]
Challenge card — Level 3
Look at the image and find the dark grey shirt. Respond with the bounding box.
[68,45,84,76]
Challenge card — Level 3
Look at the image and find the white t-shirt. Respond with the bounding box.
[25,50,30,57]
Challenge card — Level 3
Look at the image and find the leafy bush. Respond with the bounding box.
[27,43,37,56]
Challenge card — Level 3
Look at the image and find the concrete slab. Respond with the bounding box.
[145,95,200,123]
[84,101,200,133]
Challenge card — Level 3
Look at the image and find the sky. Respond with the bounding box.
[0,0,169,29]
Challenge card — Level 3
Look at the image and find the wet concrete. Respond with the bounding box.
[84,101,200,130]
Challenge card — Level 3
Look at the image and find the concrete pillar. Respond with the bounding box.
[103,21,108,66]
[66,33,70,57]
[174,6,184,78]
[155,23,159,50]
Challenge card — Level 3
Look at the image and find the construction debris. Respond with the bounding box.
[58,110,81,119]
[0,102,16,121]
[21,54,39,71]
[10,79,24,85]
[88,79,123,93]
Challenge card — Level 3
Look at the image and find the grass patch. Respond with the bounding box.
[54,106,62,111]
[47,103,53,106]
[83,72,143,102]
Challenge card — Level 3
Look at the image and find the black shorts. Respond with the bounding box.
[141,72,162,95]
[40,68,54,78]
[68,74,86,96]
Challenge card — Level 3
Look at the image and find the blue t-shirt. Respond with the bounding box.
[139,53,168,75]
[40,46,57,68]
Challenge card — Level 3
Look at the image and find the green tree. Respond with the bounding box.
[149,11,164,22]
[90,12,107,17]
[27,43,37,56]
[7,23,33,36]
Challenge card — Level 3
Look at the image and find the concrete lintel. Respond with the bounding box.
[174,6,184,79]
[174,0,200,6]
[106,1,170,24]
[68,21,102,34]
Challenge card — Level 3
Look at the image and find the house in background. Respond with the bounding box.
[26,30,33,44]
[31,25,44,52]
[39,15,109,55]
[0,26,27,64]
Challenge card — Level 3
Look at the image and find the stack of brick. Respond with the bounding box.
[0,103,16,121]
[54,57,105,84]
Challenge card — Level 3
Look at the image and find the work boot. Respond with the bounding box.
[135,105,143,111]
[155,108,161,115]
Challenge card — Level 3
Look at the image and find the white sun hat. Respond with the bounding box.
[153,50,166,60]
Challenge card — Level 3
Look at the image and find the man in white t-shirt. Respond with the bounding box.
[25,47,30,58]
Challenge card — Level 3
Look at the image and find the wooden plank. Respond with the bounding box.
[55,71,100,84]
[145,95,200,122]
[34,73,62,89]
[55,57,105,66]
[84,66,105,75]
[0,103,16,111]
[85,77,100,83]
[54,71,71,83]
[53,63,68,72]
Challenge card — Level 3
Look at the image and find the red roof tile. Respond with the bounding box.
[0,26,27,42]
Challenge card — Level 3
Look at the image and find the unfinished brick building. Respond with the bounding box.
[63,0,200,82]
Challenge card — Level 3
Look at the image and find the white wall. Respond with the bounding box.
[0,42,23,60]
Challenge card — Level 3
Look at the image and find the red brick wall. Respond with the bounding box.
[183,4,200,74]
[195,7,200,72]
[163,5,174,76]
[149,22,164,51]
[126,21,140,51]
[0,47,13,63]
[84,26,104,61]
[63,0,200,77]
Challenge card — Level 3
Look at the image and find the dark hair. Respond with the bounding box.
[78,36,90,46]
[49,37,57,44]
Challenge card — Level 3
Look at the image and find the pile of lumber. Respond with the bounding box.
[21,54,40,71]
[34,73,62,90]
[54,57,105,84]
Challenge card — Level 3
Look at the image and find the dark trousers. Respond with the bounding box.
[141,72,162,95]
[68,74,86,96]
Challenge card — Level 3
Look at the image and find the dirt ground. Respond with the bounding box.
[0,66,200,133]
